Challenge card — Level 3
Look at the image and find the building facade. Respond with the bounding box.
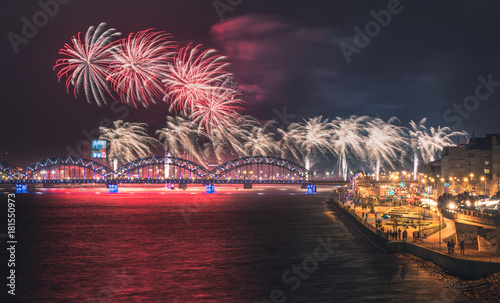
[441,134,500,195]
[493,136,500,194]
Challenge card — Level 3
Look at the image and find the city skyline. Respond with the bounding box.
[2,0,500,167]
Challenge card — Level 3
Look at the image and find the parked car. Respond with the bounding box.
[478,195,490,202]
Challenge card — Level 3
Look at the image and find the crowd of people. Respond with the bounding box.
[330,188,476,259]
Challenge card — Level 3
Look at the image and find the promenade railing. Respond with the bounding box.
[409,238,500,263]
[333,198,500,263]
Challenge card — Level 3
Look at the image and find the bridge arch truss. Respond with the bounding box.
[0,161,22,180]
[116,156,209,180]
[22,157,114,181]
[210,156,311,181]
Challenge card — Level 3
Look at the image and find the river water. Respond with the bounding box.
[1,185,469,302]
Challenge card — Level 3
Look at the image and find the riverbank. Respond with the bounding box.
[396,253,500,302]
[327,199,500,279]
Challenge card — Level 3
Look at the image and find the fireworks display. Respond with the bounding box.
[98,114,467,179]
[56,25,244,133]
[330,116,367,180]
[56,23,469,179]
[365,117,408,181]
[54,23,121,106]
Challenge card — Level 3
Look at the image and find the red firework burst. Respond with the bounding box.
[163,44,235,115]
[107,29,177,108]
[189,82,244,136]
[54,23,121,106]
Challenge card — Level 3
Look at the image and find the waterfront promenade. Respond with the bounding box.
[340,198,500,263]
[329,197,500,278]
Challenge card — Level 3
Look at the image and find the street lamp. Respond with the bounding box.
[430,178,436,196]
[480,176,486,194]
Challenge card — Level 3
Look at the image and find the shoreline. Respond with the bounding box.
[326,199,500,277]
[326,199,500,302]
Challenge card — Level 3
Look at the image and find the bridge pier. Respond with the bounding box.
[108,184,119,193]
[15,184,35,193]
[306,184,317,194]
[206,184,215,194]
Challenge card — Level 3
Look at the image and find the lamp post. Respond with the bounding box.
[480,176,486,195]
[438,209,442,252]
[469,173,474,193]
[430,177,436,197]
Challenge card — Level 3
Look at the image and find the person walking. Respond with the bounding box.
[451,239,455,255]
[398,228,402,240]
[447,241,451,254]
[403,229,407,241]
[460,240,465,255]
[423,228,427,239]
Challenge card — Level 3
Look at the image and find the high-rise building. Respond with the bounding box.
[492,136,500,194]
[441,134,500,195]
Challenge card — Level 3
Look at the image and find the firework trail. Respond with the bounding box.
[330,116,368,180]
[206,116,257,162]
[421,126,467,162]
[240,121,279,156]
[163,44,236,115]
[107,29,177,108]
[409,118,468,178]
[268,121,302,163]
[99,120,158,170]
[365,117,408,181]
[288,116,334,169]
[156,116,207,165]
[55,23,121,106]
[409,118,427,180]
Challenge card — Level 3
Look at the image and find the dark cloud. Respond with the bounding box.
[211,14,339,119]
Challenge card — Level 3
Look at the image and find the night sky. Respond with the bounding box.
[2,0,500,167]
